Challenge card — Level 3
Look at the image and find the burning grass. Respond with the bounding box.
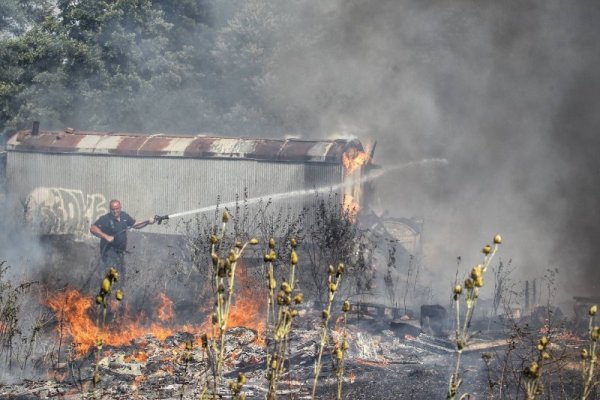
[1,203,598,399]
[44,281,265,357]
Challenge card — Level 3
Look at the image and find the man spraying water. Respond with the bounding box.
[90,199,155,281]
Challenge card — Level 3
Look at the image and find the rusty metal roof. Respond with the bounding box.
[7,129,364,163]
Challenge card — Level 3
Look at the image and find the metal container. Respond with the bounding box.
[6,128,367,239]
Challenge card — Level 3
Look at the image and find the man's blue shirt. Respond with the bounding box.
[93,212,135,253]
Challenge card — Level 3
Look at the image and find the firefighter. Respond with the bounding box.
[90,199,154,282]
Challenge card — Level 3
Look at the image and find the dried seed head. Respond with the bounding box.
[592,326,600,342]
[293,292,304,304]
[212,313,219,324]
[269,238,276,249]
[93,373,100,384]
[474,276,484,288]
[456,339,466,350]
[238,372,247,385]
[95,294,104,305]
[210,235,219,244]
[541,351,550,360]
[281,282,292,294]
[249,238,258,245]
[185,340,193,351]
[539,336,549,347]
[108,267,119,280]
[228,250,237,263]
[277,293,286,306]
[464,278,474,289]
[290,238,297,248]
[537,343,545,352]
[115,289,124,301]
[482,244,492,255]
[218,283,225,293]
[336,348,343,360]
[329,283,337,293]
[271,360,277,369]
[342,340,350,350]
[342,300,351,312]
[337,263,345,274]
[453,285,463,295]
[581,349,589,359]
[493,234,502,244]
[290,309,299,318]
[222,211,230,223]
[589,304,597,316]
[211,254,219,264]
[322,310,330,319]
[470,265,483,280]
[269,278,277,290]
[101,278,111,294]
[269,250,277,261]
[527,362,540,378]
[291,250,298,265]
[264,254,272,263]
[235,241,243,249]
[328,265,335,275]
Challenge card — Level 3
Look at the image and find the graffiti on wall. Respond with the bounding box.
[25,187,107,239]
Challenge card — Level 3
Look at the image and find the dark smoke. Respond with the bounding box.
[244,0,600,301]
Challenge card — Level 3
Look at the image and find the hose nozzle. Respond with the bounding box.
[154,214,169,225]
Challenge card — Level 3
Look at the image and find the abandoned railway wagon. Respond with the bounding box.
[5,126,371,239]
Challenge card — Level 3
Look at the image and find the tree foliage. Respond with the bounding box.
[0,0,274,134]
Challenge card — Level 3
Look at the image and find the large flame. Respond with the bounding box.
[342,145,371,175]
[45,267,266,355]
[46,289,177,355]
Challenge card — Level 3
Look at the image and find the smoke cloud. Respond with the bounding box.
[216,0,600,302]
[5,0,600,305]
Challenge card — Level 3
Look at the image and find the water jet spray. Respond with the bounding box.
[153,158,448,223]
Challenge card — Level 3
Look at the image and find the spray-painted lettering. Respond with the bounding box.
[25,187,107,239]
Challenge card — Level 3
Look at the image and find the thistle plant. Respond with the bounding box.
[334,300,351,400]
[206,210,258,389]
[265,238,303,399]
[523,335,551,399]
[581,304,599,400]
[447,234,502,400]
[94,267,120,329]
[311,262,345,400]
[92,266,122,399]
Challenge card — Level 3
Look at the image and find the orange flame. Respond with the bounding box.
[157,293,175,322]
[46,289,186,355]
[45,266,266,355]
[225,267,266,335]
[342,145,370,175]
